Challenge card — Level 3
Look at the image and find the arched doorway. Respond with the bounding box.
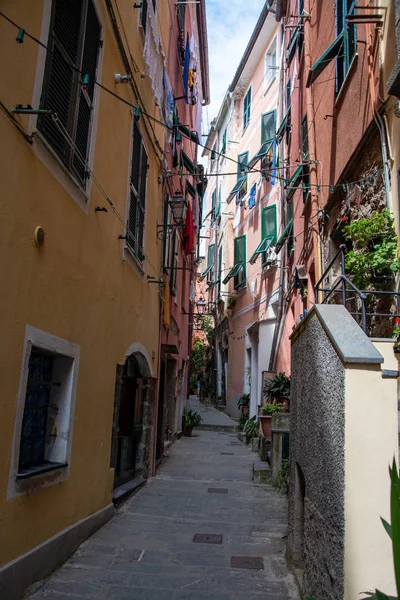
[110,351,152,489]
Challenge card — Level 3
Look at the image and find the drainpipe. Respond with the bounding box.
[303,0,322,298]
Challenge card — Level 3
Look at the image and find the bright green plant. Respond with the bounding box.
[263,373,291,400]
[182,408,202,428]
[343,210,400,290]
[238,413,249,432]
[243,418,258,439]
[261,403,285,416]
[274,458,290,494]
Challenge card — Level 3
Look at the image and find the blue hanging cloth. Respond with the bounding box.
[270,138,277,185]
[183,34,190,104]
[248,183,257,209]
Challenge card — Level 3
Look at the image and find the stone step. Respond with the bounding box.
[252,461,272,485]
[197,424,236,432]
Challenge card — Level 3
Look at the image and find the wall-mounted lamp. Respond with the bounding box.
[156,195,188,239]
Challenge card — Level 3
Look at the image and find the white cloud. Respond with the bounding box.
[204,0,266,130]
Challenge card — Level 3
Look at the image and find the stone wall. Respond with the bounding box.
[288,315,345,600]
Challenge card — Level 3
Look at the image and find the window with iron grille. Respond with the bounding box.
[243,87,251,130]
[18,347,73,479]
[127,121,148,264]
[37,0,101,187]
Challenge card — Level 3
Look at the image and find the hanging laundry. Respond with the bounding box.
[183,33,190,104]
[183,201,194,255]
[143,0,165,108]
[248,183,257,208]
[163,70,174,129]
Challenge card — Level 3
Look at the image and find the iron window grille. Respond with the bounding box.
[127,121,148,264]
[37,0,101,187]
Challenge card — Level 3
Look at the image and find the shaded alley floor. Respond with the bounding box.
[28,404,299,600]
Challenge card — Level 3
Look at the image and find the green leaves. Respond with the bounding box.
[389,458,400,597]
[343,210,400,290]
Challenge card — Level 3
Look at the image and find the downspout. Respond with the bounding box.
[269,22,287,371]
[304,0,322,298]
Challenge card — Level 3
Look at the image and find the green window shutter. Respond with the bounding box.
[301,115,309,158]
[237,152,249,180]
[306,32,344,87]
[128,121,147,262]
[221,129,227,154]
[249,238,273,265]
[234,236,246,289]
[170,230,177,294]
[208,244,215,267]
[38,0,101,185]
[243,88,251,129]
[262,205,277,243]
[261,110,276,144]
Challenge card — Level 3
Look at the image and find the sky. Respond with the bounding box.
[204,0,266,133]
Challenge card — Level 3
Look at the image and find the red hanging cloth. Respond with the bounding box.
[183,201,194,255]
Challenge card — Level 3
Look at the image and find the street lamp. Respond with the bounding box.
[169,195,188,225]
[196,296,206,315]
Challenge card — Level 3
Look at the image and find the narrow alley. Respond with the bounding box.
[27,402,299,600]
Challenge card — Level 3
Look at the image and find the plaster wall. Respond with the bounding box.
[289,314,345,600]
[0,0,166,570]
[344,358,397,599]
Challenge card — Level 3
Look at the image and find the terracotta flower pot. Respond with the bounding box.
[183,425,193,437]
[259,415,272,439]
[241,405,249,415]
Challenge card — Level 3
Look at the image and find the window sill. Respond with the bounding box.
[335,53,359,107]
[32,129,89,214]
[123,245,145,278]
[17,461,68,480]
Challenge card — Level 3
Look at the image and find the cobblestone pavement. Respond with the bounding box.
[28,426,299,600]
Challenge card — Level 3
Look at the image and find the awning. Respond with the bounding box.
[186,180,196,198]
[174,114,200,144]
[182,151,196,175]
[222,263,243,284]
[276,107,291,140]
[226,177,247,204]
[286,165,303,201]
[287,28,299,63]
[198,264,212,282]
[275,220,293,254]
[248,140,273,169]
[306,32,344,87]
[249,238,273,265]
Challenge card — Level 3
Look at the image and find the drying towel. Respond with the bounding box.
[143,1,165,108]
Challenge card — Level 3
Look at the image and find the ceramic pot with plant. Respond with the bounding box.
[237,393,250,415]
[263,372,291,411]
[182,408,202,437]
[259,403,285,438]
[243,417,258,443]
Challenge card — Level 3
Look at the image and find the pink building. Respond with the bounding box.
[201,6,282,418]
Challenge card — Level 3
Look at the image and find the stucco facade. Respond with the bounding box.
[0,0,208,596]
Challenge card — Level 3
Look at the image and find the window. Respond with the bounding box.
[211,189,217,221]
[127,121,148,264]
[336,0,357,92]
[223,236,246,290]
[301,115,310,203]
[307,0,356,90]
[221,128,227,155]
[140,0,156,32]
[265,37,277,87]
[38,0,101,187]
[170,230,178,295]
[177,1,186,31]
[249,205,276,265]
[249,111,276,170]
[226,152,248,203]
[217,245,223,298]
[243,87,251,130]
[200,243,215,281]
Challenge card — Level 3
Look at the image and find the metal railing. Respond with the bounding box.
[314,244,400,334]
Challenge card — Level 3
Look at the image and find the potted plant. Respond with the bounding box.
[263,372,291,411]
[237,393,250,414]
[259,403,285,438]
[182,408,202,437]
[243,417,258,443]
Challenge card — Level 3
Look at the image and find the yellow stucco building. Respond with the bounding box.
[0,1,173,596]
